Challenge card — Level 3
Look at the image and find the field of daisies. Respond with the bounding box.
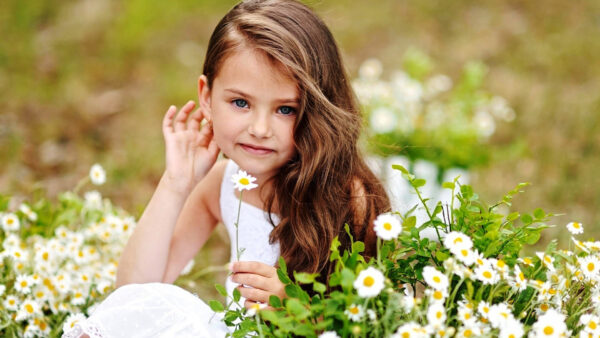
[1,161,600,338]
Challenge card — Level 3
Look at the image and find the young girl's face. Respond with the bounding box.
[199,47,299,181]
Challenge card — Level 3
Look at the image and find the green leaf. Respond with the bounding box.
[277,268,292,285]
[523,229,541,245]
[313,282,326,294]
[215,284,228,297]
[286,298,308,317]
[436,250,450,261]
[392,164,409,174]
[269,295,282,308]
[521,213,533,224]
[352,241,365,253]
[340,268,355,290]
[294,272,318,284]
[278,257,287,275]
[208,300,224,312]
[412,178,426,188]
[233,288,241,302]
[442,182,455,189]
[533,208,545,219]
[404,216,416,230]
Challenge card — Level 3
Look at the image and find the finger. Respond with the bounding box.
[174,100,196,132]
[231,261,276,278]
[238,285,270,304]
[231,272,271,290]
[196,120,214,146]
[162,105,177,133]
[188,108,204,131]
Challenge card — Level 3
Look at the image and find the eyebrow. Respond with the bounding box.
[224,88,299,105]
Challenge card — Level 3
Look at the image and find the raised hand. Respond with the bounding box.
[162,100,220,194]
[230,261,286,310]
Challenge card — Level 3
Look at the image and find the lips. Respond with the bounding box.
[240,143,274,155]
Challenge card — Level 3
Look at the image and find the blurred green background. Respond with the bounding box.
[1,0,600,297]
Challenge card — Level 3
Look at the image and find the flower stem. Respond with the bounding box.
[235,190,243,262]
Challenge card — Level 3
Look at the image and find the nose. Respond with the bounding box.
[248,111,272,138]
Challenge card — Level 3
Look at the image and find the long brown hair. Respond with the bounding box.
[202,0,390,281]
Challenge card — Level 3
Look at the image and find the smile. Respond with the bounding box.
[240,143,274,155]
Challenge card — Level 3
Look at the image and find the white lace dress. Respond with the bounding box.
[62,160,280,337]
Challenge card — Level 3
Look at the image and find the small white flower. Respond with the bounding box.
[231,170,258,191]
[245,302,266,317]
[474,264,499,285]
[427,302,446,327]
[578,255,600,281]
[401,295,417,312]
[477,301,492,319]
[359,58,383,81]
[62,313,87,334]
[318,331,340,338]
[373,213,402,240]
[510,265,528,291]
[366,309,377,321]
[4,295,19,311]
[16,299,40,321]
[2,213,20,231]
[344,304,364,322]
[84,191,103,209]
[425,288,448,303]
[89,164,106,185]
[572,237,590,253]
[422,266,449,290]
[530,309,567,337]
[0,284,5,296]
[443,231,473,251]
[536,252,556,272]
[488,303,513,328]
[353,267,385,298]
[392,322,429,338]
[453,247,476,266]
[499,318,524,338]
[580,314,600,335]
[369,107,398,134]
[566,221,584,235]
[15,275,34,294]
[19,203,37,222]
[517,257,534,267]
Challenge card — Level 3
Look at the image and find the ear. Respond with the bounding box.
[197,75,212,120]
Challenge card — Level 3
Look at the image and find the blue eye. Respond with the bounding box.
[233,99,248,108]
[278,106,295,115]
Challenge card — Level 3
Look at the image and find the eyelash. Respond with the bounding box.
[231,99,296,116]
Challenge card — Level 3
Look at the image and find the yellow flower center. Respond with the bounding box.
[42,252,49,260]
[497,260,506,268]
[464,329,473,337]
[588,262,595,271]
[519,272,525,281]
[509,335,515,338]
[483,307,489,313]
[433,290,443,300]
[464,313,471,320]
[549,288,556,295]
[239,178,250,185]
[544,256,551,263]
[433,276,441,283]
[36,291,44,298]
[524,258,532,265]
[483,271,492,279]
[573,222,580,229]
[590,321,597,330]
[454,237,463,244]
[350,306,359,314]
[20,281,28,287]
[461,249,468,257]
[543,326,554,335]
[383,222,392,231]
[363,276,375,287]
[540,303,549,312]
[25,304,34,313]
[7,218,13,225]
[402,333,410,338]
[9,299,15,305]
[436,311,442,319]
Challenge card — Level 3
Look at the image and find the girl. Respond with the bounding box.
[63,0,389,336]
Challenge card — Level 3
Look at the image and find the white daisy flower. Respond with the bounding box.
[422,266,449,290]
[62,313,87,333]
[580,314,600,335]
[344,304,364,322]
[15,275,34,294]
[231,170,258,191]
[369,107,398,134]
[392,322,428,338]
[358,58,383,81]
[473,251,488,267]
[401,296,417,312]
[572,237,590,253]
[318,331,340,338]
[477,301,492,319]
[427,302,447,327]
[489,258,509,278]
[373,213,402,240]
[536,252,556,272]
[488,303,513,328]
[15,299,40,321]
[2,213,20,231]
[566,221,584,235]
[499,318,524,338]
[456,325,481,338]
[32,287,49,303]
[245,302,266,317]
[353,267,385,298]
[366,309,377,321]
[29,317,50,336]
[4,295,19,311]
[517,257,534,267]
[19,203,37,222]
[510,265,528,291]
[84,190,103,209]
[89,163,106,185]
[530,308,567,337]
[457,306,475,324]
[8,247,28,262]
[425,288,448,303]
[474,264,499,285]
[578,255,600,281]
[453,248,476,267]
[443,231,473,251]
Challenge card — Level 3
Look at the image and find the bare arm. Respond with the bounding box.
[116,101,219,287]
